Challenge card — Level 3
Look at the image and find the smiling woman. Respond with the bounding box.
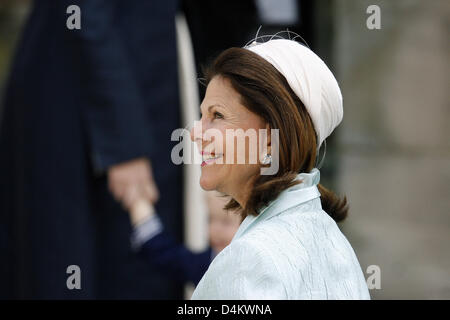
[191,76,269,207]
[189,38,370,300]
[191,43,348,223]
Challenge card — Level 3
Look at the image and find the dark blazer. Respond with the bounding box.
[0,0,182,299]
[138,231,213,286]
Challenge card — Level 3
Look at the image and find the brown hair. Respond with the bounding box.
[203,47,348,222]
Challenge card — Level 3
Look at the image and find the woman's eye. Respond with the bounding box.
[213,112,224,119]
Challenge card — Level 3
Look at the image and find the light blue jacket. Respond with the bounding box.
[192,169,370,299]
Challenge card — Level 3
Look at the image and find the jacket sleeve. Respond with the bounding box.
[61,0,156,172]
[131,215,213,286]
[193,238,288,299]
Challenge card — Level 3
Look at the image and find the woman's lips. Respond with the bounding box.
[201,153,223,167]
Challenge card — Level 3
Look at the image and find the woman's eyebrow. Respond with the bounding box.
[200,104,225,114]
[208,104,225,111]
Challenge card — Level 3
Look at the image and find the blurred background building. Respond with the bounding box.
[0,0,449,299]
[334,0,450,300]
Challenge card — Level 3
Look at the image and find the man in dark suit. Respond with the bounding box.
[0,0,183,299]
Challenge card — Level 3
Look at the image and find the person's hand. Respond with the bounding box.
[129,198,156,226]
[107,157,159,212]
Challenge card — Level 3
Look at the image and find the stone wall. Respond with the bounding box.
[334,0,450,299]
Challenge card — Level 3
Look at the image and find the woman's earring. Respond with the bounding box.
[261,154,272,165]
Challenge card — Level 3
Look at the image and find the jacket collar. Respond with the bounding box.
[232,168,321,241]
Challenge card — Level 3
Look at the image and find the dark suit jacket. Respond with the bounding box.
[0,0,182,299]
[138,231,213,286]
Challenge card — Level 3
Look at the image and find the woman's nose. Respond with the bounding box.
[190,119,203,143]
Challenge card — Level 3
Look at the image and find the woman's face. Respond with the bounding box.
[190,76,268,202]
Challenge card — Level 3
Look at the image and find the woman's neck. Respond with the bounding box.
[227,175,258,210]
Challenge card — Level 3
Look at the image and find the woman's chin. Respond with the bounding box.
[200,164,228,191]
[199,174,218,191]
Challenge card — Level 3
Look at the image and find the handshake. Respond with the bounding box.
[107,157,158,226]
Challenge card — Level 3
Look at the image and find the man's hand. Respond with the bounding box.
[107,157,159,212]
